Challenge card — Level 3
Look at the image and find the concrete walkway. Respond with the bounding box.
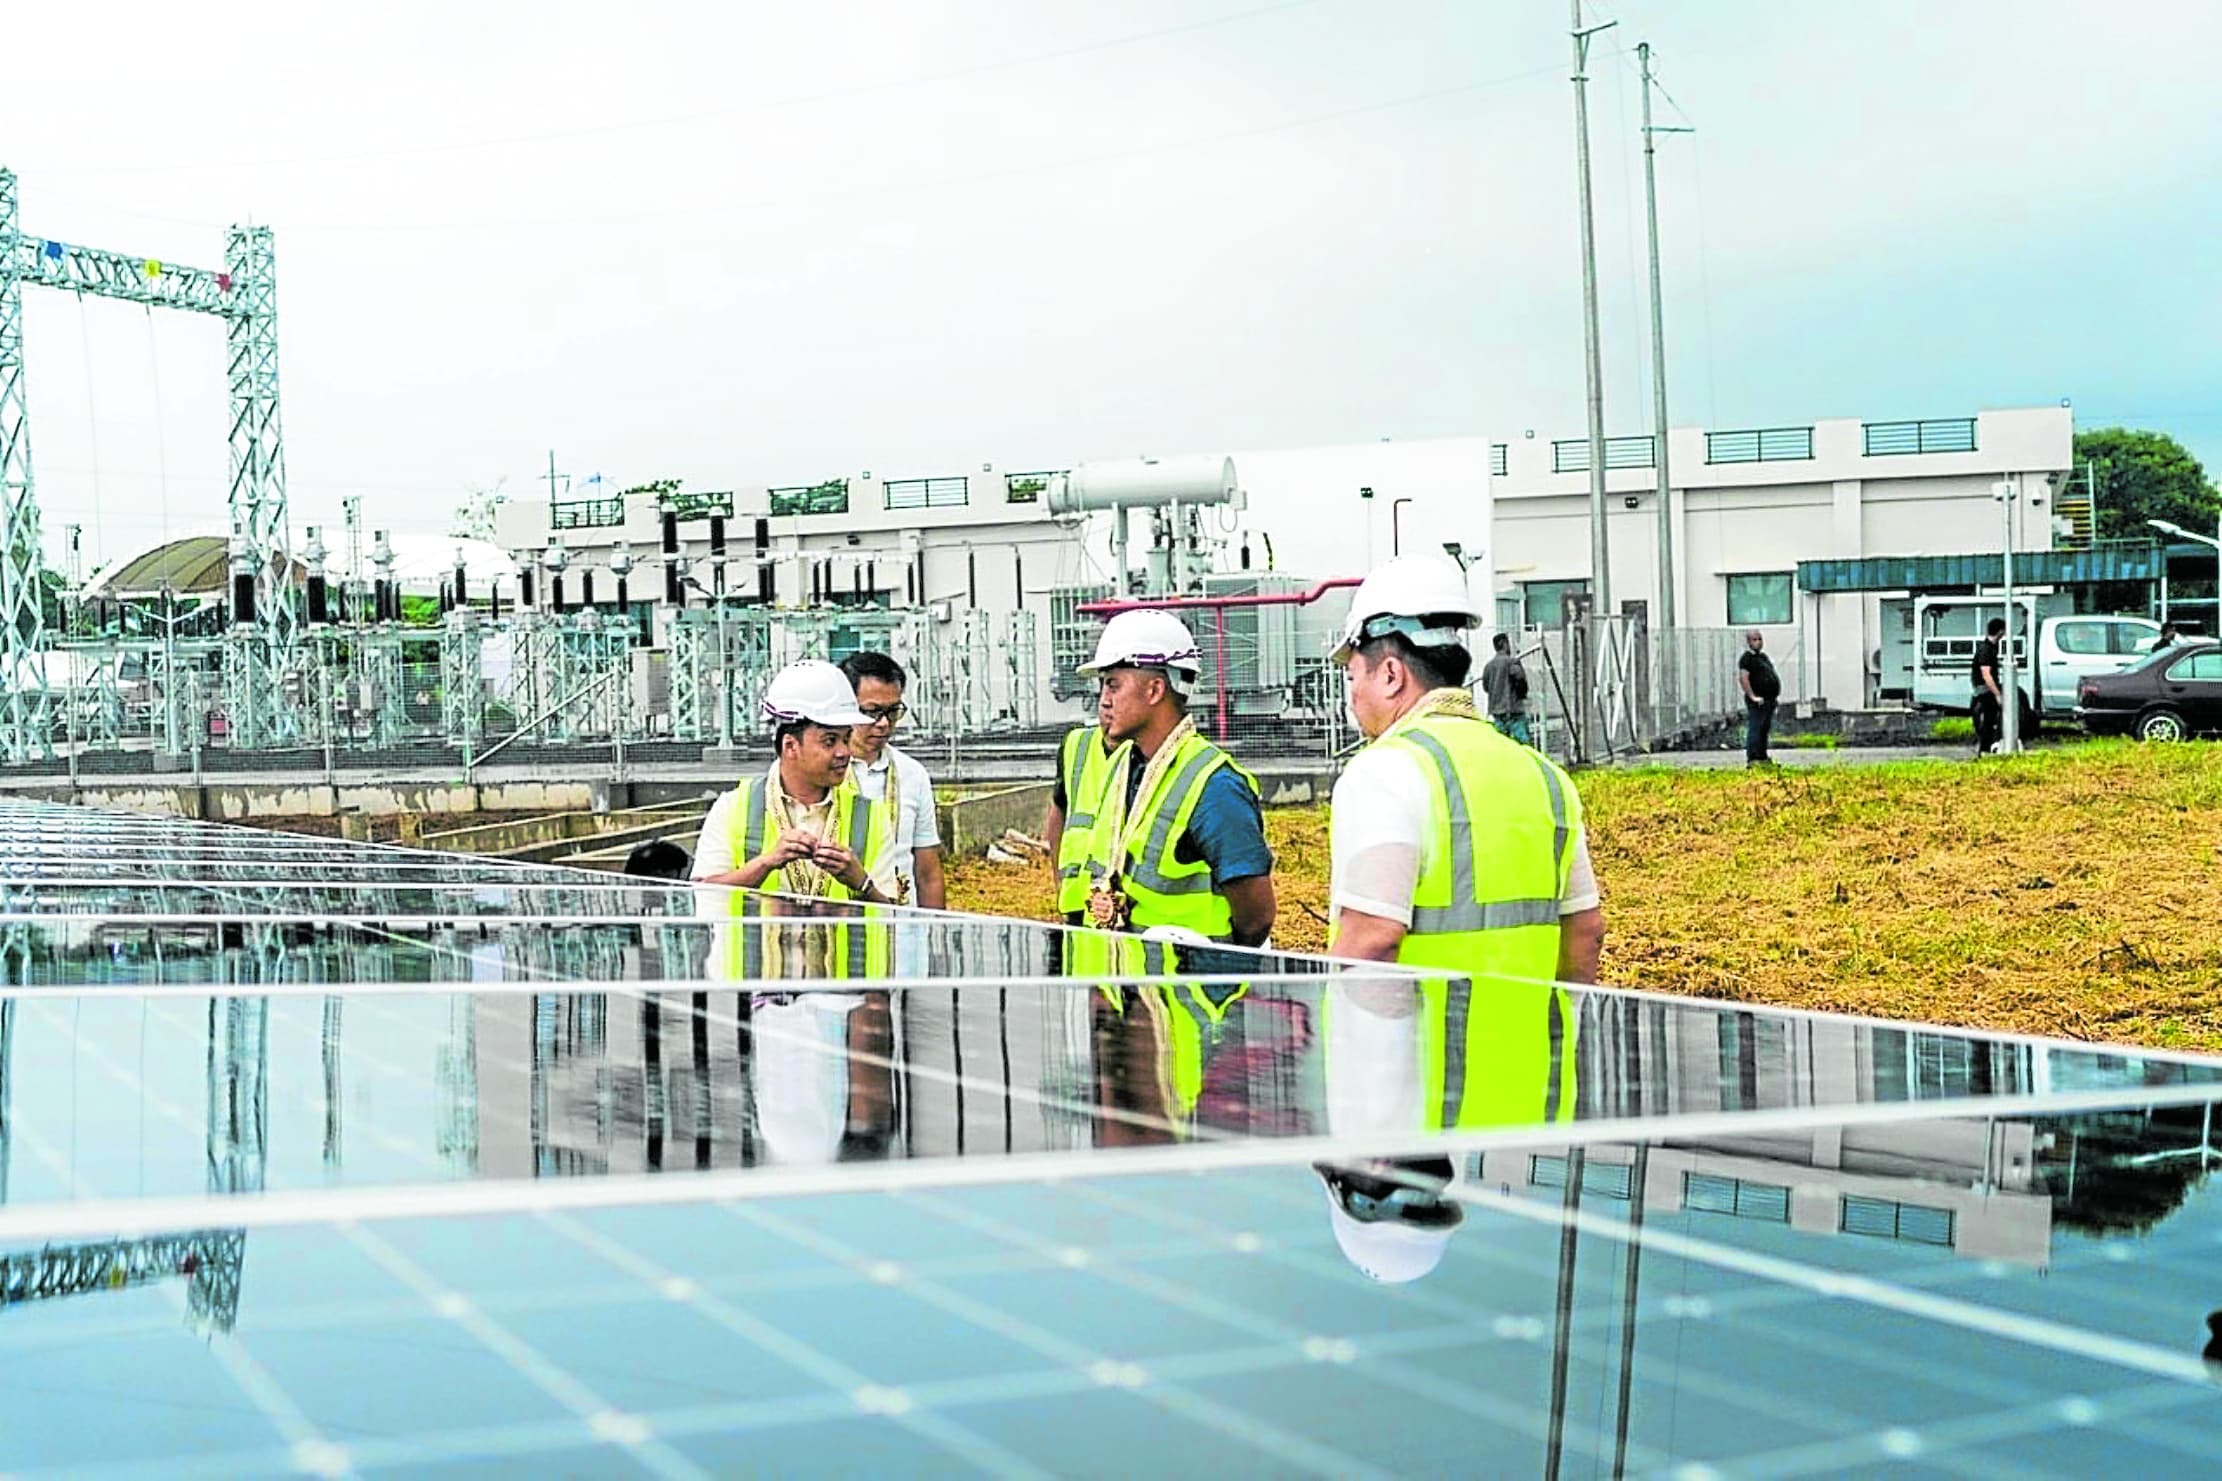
[1617,743,1995,770]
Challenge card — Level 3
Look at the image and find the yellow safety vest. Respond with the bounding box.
[1084,731,1260,940]
[721,773,893,902]
[1054,725,1127,915]
[1335,710,1580,984]
[1081,957,1248,1127]
[1327,708,1581,1126]
[1322,976,1576,1132]
[716,774,897,980]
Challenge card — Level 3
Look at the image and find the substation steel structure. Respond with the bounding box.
[0,166,297,761]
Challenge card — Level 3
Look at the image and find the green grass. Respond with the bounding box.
[950,740,2222,1053]
[1931,715,1975,742]
[1786,731,1842,750]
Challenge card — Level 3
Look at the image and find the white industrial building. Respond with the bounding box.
[486,404,2093,728]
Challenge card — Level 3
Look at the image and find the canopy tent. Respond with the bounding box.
[84,530,518,599]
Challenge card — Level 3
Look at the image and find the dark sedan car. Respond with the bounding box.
[2076,640,2222,740]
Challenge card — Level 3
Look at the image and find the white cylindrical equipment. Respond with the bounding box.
[1049,456,1240,516]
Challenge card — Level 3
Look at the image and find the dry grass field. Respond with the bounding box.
[949,741,2222,1053]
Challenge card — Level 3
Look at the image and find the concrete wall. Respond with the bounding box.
[12,779,600,822]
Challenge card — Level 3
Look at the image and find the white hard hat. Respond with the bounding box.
[761,659,871,728]
[1324,1195,1455,1283]
[1077,609,1202,679]
[1315,1165,1464,1283]
[1331,556,1480,666]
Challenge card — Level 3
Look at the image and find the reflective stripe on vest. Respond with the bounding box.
[1099,734,1259,939]
[1122,742,1227,898]
[1397,726,1567,935]
[725,777,888,905]
[1439,978,1570,1125]
[1056,726,1122,914]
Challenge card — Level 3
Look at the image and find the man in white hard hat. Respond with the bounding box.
[1326,555,1602,980]
[1308,558,1598,1281]
[1070,608,1276,946]
[691,659,900,904]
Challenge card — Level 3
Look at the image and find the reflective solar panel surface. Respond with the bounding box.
[4,801,2222,1477]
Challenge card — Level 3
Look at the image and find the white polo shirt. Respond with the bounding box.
[1329,741,1600,932]
[850,744,941,903]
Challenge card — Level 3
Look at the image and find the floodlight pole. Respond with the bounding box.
[1639,43,1691,633]
[1572,2,1617,617]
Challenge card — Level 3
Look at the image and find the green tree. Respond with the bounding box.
[2078,427,2221,543]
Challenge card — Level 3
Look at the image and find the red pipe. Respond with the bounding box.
[1074,576,1361,616]
[1080,578,1362,741]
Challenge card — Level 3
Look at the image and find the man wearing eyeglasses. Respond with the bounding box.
[839,652,946,909]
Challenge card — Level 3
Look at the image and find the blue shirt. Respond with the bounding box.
[1125,762,1272,885]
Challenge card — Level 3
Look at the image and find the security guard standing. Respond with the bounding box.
[1316,556,1603,1282]
[1071,609,1276,947]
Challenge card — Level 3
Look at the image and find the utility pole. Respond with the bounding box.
[1572,1,1617,616]
[1639,42,1691,633]
[544,449,568,505]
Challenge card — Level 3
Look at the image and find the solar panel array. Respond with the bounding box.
[3,800,2221,1476]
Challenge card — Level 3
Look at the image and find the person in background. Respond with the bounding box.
[1045,717,1121,925]
[1737,629,1781,767]
[1479,632,1532,746]
[2155,620,2182,649]
[1971,616,2006,757]
[623,838,691,881]
[838,651,945,910]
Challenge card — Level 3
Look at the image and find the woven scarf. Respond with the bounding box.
[1096,715,1199,877]
[848,753,912,906]
[1385,687,1484,738]
[765,766,837,899]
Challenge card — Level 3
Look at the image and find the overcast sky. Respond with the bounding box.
[7,0,2219,571]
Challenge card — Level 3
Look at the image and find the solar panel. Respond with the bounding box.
[3,799,2220,1475]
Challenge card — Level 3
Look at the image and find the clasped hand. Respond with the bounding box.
[760,828,868,891]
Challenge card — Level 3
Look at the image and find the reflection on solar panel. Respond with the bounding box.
[3,800,2221,1475]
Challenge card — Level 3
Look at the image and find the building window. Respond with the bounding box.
[1531,1155,1634,1199]
[1683,1172,1791,1223]
[1726,572,1793,626]
[1490,444,1509,477]
[1863,418,1977,456]
[1842,1195,1955,1246]
[1521,579,1590,627]
[884,476,969,511]
[1706,426,1813,464]
[769,479,850,518]
[1006,471,1057,504]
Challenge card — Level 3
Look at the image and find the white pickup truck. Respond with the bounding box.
[1910,596,2160,727]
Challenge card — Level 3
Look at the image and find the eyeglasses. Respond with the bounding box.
[859,703,907,725]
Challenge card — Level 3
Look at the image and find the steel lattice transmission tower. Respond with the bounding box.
[0,166,297,759]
